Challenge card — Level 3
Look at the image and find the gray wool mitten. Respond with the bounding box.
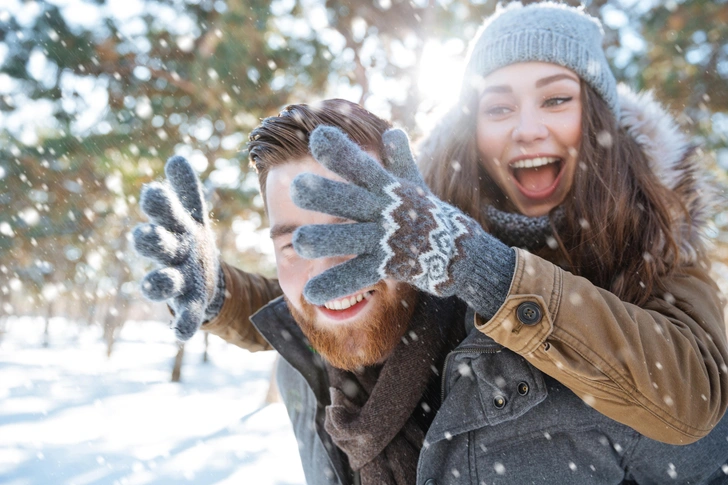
[291,126,516,320]
[132,156,225,341]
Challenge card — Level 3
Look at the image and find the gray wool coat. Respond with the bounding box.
[250,296,728,485]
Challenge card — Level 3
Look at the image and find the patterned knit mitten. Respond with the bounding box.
[132,156,225,340]
[291,126,515,318]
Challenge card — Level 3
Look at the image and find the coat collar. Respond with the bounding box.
[250,296,331,403]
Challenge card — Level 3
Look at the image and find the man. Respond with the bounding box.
[246,101,466,484]
[134,99,728,485]
[133,100,464,484]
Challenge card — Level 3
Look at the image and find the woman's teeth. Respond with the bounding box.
[510,157,560,169]
[324,291,372,310]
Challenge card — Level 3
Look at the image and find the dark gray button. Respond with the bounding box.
[517,301,542,325]
[518,381,529,396]
[493,395,506,409]
[425,480,437,485]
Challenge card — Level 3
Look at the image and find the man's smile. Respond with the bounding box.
[317,289,375,322]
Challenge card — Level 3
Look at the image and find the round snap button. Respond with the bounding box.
[518,381,529,396]
[493,395,507,409]
[516,301,542,325]
[425,479,437,485]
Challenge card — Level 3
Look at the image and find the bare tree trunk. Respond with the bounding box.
[104,292,127,358]
[104,319,115,358]
[103,264,128,358]
[87,281,102,327]
[202,331,209,363]
[171,342,185,382]
[43,300,52,348]
[264,355,281,404]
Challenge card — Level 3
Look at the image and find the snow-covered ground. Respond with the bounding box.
[0,317,305,485]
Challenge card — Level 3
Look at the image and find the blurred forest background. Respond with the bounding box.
[1,0,727,366]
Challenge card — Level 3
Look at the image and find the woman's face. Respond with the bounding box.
[475,62,582,217]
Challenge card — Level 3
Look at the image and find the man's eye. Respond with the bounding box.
[544,96,573,107]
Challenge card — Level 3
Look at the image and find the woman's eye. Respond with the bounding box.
[485,106,511,116]
[544,96,573,107]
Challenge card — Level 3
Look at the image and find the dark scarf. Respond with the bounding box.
[484,204,565,252]
[323,296,464,485]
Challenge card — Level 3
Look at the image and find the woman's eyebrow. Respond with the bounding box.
[480,73,579,95]
[481,85,512,95]
[535,73,580,88]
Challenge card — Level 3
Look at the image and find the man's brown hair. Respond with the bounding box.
[248,99,392,206]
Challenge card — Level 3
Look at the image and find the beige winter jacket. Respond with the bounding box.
[476,248,728,445]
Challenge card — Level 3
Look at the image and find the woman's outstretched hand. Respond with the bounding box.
[291,126,514,314]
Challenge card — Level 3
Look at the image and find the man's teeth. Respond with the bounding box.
[324,291,372,310]
[510,157,560,169]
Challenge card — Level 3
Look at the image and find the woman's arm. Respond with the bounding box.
[476,248,728,445]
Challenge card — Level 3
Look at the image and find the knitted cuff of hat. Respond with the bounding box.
[203,265,226,322]
[485,205,565,252]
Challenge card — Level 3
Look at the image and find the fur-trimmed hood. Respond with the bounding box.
[617,84,711,265]
[417,84,713,266]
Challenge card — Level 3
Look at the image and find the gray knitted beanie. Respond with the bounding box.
[463,1,619,118]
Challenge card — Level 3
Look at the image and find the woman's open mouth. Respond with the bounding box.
[509,156,565,200]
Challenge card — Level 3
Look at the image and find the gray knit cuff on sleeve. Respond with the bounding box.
[203,265,226,322]
[457,239,516,321]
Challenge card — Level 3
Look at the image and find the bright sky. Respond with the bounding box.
[415,39,467,132]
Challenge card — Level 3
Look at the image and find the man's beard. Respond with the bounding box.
[286,281,419,371]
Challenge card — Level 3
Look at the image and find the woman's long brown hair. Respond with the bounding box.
[419,82,691,306]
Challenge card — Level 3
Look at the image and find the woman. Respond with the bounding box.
[286,0,728,449]
[419,0,728,446]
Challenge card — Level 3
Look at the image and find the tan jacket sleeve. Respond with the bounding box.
[201,262,282,351]
[475,248,728,445]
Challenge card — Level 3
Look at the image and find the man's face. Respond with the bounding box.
[267,156,417,371]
